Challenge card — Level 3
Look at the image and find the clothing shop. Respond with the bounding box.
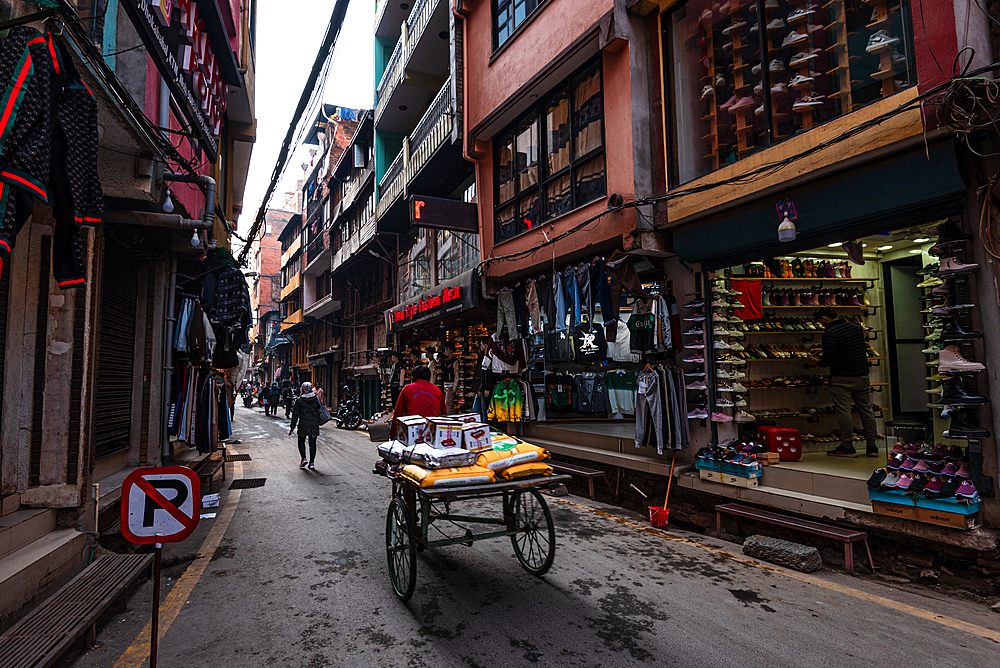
[385,268,489,416]
[667,140,1000,534]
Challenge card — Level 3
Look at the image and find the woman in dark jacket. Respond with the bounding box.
[289,382,322,469]
[267,382,281,416]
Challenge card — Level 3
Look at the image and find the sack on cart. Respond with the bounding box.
[378,441,478,469]
[498,462,553,481]
[401,464,496,488]
[476,443,549,472]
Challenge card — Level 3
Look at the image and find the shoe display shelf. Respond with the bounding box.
[695,457,763,478]
[823,0,861,110]
[778,0,819,130]
[868,488,980,530]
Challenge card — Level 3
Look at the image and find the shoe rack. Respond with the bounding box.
[782,0,816,131]
[864,0,901,97]
[701,15,721,171]
[824,0,859,110]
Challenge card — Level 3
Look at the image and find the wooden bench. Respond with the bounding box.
[716,503,875,574]
[549,461,614,501]
[190,449,226,493]
[0,553,152,667]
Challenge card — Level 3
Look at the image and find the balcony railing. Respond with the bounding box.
[305,232,328,268]
[342,161,375,212]
[376,78,453,219]
[380,150,403,192]
[375,0,442,122]
[332,210,377,273]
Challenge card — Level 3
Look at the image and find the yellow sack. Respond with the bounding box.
[498,462,553,481]
[476,443,549,471]
[401,464,496,488]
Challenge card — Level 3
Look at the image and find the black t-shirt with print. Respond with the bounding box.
[545,330,571,362]
[628,313,655,354]
[573,324,607,363]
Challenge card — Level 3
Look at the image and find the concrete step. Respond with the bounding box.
[525,436,677,476]
[0,495,19,517]
[525,424,627,451]
[0,508,57,561]
[760,465,871,506]
[0,529,86,626]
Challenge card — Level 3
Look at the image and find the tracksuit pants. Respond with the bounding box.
[497,288,517,337]
[635,370,663,452]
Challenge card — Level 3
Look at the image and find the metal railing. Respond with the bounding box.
[305,232,327,266]
[411,80,451,150]
[380,150,403,191]
[375,0,441,122]
[375,39,403,114]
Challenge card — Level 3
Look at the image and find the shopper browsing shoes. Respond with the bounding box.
[289,382,322,469]
[812,308,878,457]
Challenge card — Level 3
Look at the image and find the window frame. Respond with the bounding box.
[492,0,545,52]
[493,56,607,246]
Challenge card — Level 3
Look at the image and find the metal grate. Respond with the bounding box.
[229,478,266,490]
[225,454,252,462]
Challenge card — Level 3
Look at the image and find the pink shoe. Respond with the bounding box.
[956,480,980,502]
[895,473,913,490]
[955,462,971,478]
[711,412,733,422]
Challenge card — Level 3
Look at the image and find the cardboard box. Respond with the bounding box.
[757,452,780,466]
[425,418,464,449]
[871,500,918,521]
[395,416,427,447]
[915,507,977,530]
[699,469,759,488]
[461,423,492,453]
[451,413,481,424]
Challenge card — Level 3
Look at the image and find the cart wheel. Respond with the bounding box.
[510,489,555,576]
[386,497,417,601]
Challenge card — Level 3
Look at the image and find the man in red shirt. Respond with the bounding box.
[390,365,447,439]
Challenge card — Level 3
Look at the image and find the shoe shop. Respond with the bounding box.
[668,139,1000,537]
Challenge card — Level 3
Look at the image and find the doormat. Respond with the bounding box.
[229,478,266,490]
[225,453,252,462]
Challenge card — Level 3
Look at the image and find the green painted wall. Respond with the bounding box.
[374,129,404,195]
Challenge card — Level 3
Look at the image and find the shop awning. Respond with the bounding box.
[345,364,380,375]
[385,267,480,334]
[671,141,966,268]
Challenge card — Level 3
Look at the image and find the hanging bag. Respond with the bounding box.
[318,403,332,426]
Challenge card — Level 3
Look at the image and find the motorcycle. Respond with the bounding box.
[335,386,363,430]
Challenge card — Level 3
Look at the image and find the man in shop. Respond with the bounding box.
[440,343,461,414]
[389,365,446,440]
[812,308,878,457]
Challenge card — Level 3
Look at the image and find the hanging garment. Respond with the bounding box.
[562,266,580,329]
[545,372,576,414]
[572,323,606,363]
[545,329,571,362]
[628,299,656,354]
[608,320,638,363]
[525,278,541,334]
[605,369,637,415]
[513,282,530,336]
[655,295,675,352]
[576,262,592,324]
[552,271,567,331]
[488,378,524,422]
[204,312,217,363]
[591,257,611,320]
[665,290,682,349]
[604,254,650,342]
[635,369,664,453]
[496,287,517,337]
[574,371,610,413]
[731,279,763,320]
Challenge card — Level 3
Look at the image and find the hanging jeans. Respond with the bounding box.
[563,267,580,329]
[605,254,649,343]
[497,288,517,337]
[635,370,664,454]
[525,279,541,334]
[576,262,592,324]
[592,258,612,321]
[552,271,568,332]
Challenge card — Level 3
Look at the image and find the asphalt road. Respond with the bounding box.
[72,406,1000,668]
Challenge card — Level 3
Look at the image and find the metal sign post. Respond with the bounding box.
[121,467,201,666]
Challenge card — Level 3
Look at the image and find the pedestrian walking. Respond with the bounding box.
[282,384,295,419]
[440,342,460,414]
[289,381,322,469]
[388,351,404,405]
[812,307,878,457]
[314,385,325,405]
[267,382,281,417]
[389,365,446,439]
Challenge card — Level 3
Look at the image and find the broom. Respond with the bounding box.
[648,452,676,528]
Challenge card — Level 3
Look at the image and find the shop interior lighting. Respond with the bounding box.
[913,237,930,243]
[877,245,893,251]
[909,249,923,254]
[827,242,841,247]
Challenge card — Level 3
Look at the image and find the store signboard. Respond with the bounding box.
[386,269,478,333]
[121,0,227,161]
[408,195,479,233]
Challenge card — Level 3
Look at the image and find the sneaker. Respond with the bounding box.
[754,82,763,95]
[771,82,789,94]
[956,462,972,478]
[683,354,706,364]
[789,73,814,87]
[769,59,786,73]
[939,478,961,497]
[866,30,901,52]
[685,340,706,349]
[922,477,944,497]
[720,95,737,111]
[938,345,985,372]
[891,49,906,66]
[717,383,735,393]
[787,7,815,22]
[752,63,762,75]
[827,445,858,458]
[300,459,308,468]
[754,104,765,117]
[713,340,731,350]
[900,457,918,471]
[686,380,708,390]
[683,313,706,322]
[308,463,316,470]
[894,473,914,490]
[717,397,735,408]
[735,410,756,422]
[880,471,901,489]
[867,469,887,488]
[781,31,808,47]
[701,85,715,99]
[722,20,747,35]
[711,412,734,422]
[729,96,755,112]
[684,365,707,377]
[866,445,879,458]
[955,480,980,502]
[684,299,705,309]
[767,18,786,31]
[792,95,825,110]
[729,342,746,352]
[937,256,979,276]
[734,394,748,407]
[685,326,704,336]
[716,368,734,380]
[731,382,748,393]
[687,408,709,419]
[916,276,944,288]
[789,51,819,67]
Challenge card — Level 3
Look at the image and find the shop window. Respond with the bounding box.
[493,0,541,50]
[663,0,916,186]
[494,57,606,245]
[437,229,480,281]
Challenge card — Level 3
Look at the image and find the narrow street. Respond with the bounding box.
[71,407,999,668]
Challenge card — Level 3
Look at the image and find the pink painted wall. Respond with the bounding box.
[463,0,637,278]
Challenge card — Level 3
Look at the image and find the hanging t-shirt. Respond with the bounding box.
[605,369,637,415]
[572,324,606,363]
[608,320,638,363]
[545,330,571,362]
[545,373,576,413]
[627,312,655,354]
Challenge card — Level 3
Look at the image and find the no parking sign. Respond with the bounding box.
[121,467,201,545]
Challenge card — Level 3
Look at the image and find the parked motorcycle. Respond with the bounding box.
[335,386,363,430]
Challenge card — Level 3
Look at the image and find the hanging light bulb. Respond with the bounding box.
[777,213,797,242]
[190,230,201,247]
[163,190,174,213]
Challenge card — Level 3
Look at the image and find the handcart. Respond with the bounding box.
[378,467,571,602]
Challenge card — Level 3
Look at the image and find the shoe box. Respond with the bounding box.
[869,489,980,529]
[871,500,918,521]
[915,507,977,530]
[699,469,759,488]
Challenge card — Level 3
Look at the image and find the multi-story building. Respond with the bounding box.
[374,0,483,411]
[0,0,257,619]
[250,209,294,383]
[461,0,1000,546]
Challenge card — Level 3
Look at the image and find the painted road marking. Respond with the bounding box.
[113,456,245,668]
[553,497,1000,644]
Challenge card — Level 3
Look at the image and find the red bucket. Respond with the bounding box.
[648,506,670,528]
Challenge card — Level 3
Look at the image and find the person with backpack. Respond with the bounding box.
[289,382,323,469]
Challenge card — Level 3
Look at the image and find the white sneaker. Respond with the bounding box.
[717,397,735,407]
[781,31,808,47]
[732,382,748,393]
[717,383,735,393]
[713,340,731,350]
[685,380,708,390]
[716,368,734,380]
[735,410,756,423]
[734,394,748,407]
[769,59,786,73]
[728,342,746,352]
[866,30,900,52]
[701,85,715,99]
[789,51,818,67]
[767,18,785,31]
[771,82,788,94]
[787,7,815,22]
[789,73,814,87]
